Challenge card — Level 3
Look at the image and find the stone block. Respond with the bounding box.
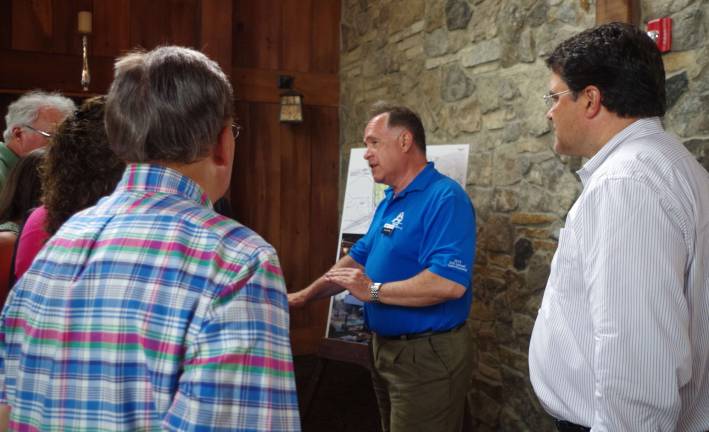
[441,64,473,101]
[424,27,449,57]
[494,188,519,212]
[525,251,552,292]
[515,226,549,239]
[461,38,502,67]
[492,142,530,185]
[510,212,556,225]
[666,71,689,110]
[488,252,514,268]
[484,110,507,131]
[513,237,534,270]
[497,345,528,373]
[472,300,496,321]
[672,4,706,51]
[469,391,502,426]
[512,313,535,337]
[467,151,492,185]
[667,91,709,137]
[479,214,514,253]
[445,0,472,30]
[643,0,696,19]
[518,26,536,63]
[425,0,446,32]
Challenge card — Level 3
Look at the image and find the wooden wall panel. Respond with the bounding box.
[233,0,281,70]
[93,0,130,57]
[281,0,312,73]
[50,0,92,55]
[278,121,311,305]
[311,0,340,74]
[199,0,233,72]
[290,105,339,354]
[129,0,199,49]
[11,0,53,52]
[0,1,10,49]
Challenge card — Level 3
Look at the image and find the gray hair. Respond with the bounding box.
[105,46,234,163]
[3,91,76,143]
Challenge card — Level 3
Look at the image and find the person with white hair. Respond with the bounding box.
[0,91,75,190]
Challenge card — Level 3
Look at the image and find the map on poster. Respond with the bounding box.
[327,144,470,343]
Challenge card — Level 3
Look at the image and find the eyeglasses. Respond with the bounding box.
[23,124,53,138]
[232,122,242,140]
[542,89,573,108]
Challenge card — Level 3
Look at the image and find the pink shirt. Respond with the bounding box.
[15,205,50,279]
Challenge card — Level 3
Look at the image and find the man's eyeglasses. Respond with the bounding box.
[232,123,242,140]
[542,89,573,108]
[23,124,53,138]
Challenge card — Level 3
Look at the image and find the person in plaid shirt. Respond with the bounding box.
[0,46,300,431]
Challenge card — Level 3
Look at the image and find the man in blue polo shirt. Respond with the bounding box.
[290,104,476,432]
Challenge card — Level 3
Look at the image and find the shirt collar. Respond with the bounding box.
[385,161,437,199]
[115,163,211,207]
[0,142,19,166]
[577,117,664,186]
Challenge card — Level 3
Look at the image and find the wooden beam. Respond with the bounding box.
[0,49,113,94]
[231,66,339,107]
[596,0,640,25]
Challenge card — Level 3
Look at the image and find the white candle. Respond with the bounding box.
[77,11,92,34]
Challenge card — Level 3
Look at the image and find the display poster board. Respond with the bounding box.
[326,144,471,343]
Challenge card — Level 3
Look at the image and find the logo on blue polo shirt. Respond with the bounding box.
[447,258,468,272]
[382,212,404,235]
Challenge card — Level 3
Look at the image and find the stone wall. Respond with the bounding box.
[339,0,709,430]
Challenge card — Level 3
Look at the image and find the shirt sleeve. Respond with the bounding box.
[15,206,50,279]
[419,186,476,288]
[580,179,689,431]
[163,248,301,432]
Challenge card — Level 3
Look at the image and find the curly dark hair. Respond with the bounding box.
[41,96,125,235]
[0,148,45,224]
[546,22,666,118]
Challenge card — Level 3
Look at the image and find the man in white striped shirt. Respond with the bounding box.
[529,23,709,432]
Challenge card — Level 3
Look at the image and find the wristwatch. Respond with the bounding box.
[369,282,382,303]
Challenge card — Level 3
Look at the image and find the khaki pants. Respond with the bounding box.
[370,323,473,432]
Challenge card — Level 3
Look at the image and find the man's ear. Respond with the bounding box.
[8,126,25,155]
[583,85,603,118]
[399,130,414,152]
[212,124,234,167]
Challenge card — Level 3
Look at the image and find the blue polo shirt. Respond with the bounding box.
[349,162,476,336]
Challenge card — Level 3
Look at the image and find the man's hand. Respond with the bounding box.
[325,268,372,302]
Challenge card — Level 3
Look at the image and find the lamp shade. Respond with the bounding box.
[279,92,303,123]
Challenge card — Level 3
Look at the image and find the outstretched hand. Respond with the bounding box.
[325,268,372,303]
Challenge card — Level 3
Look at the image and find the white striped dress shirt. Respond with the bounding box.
[529,118,709,431]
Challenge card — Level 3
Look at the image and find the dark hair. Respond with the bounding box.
[0,148,45,224]
[41,96,125,235]
[105,46,234,163]
[369,103,427,155]
[546,22,665,118]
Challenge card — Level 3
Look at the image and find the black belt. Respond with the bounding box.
[554,419,590,432]
[377,322,465,341]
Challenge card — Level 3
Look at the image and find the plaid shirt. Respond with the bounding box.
[0,164,301,431]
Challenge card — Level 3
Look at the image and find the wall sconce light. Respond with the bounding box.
[278,75,303,124]
[77,11,92,91]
